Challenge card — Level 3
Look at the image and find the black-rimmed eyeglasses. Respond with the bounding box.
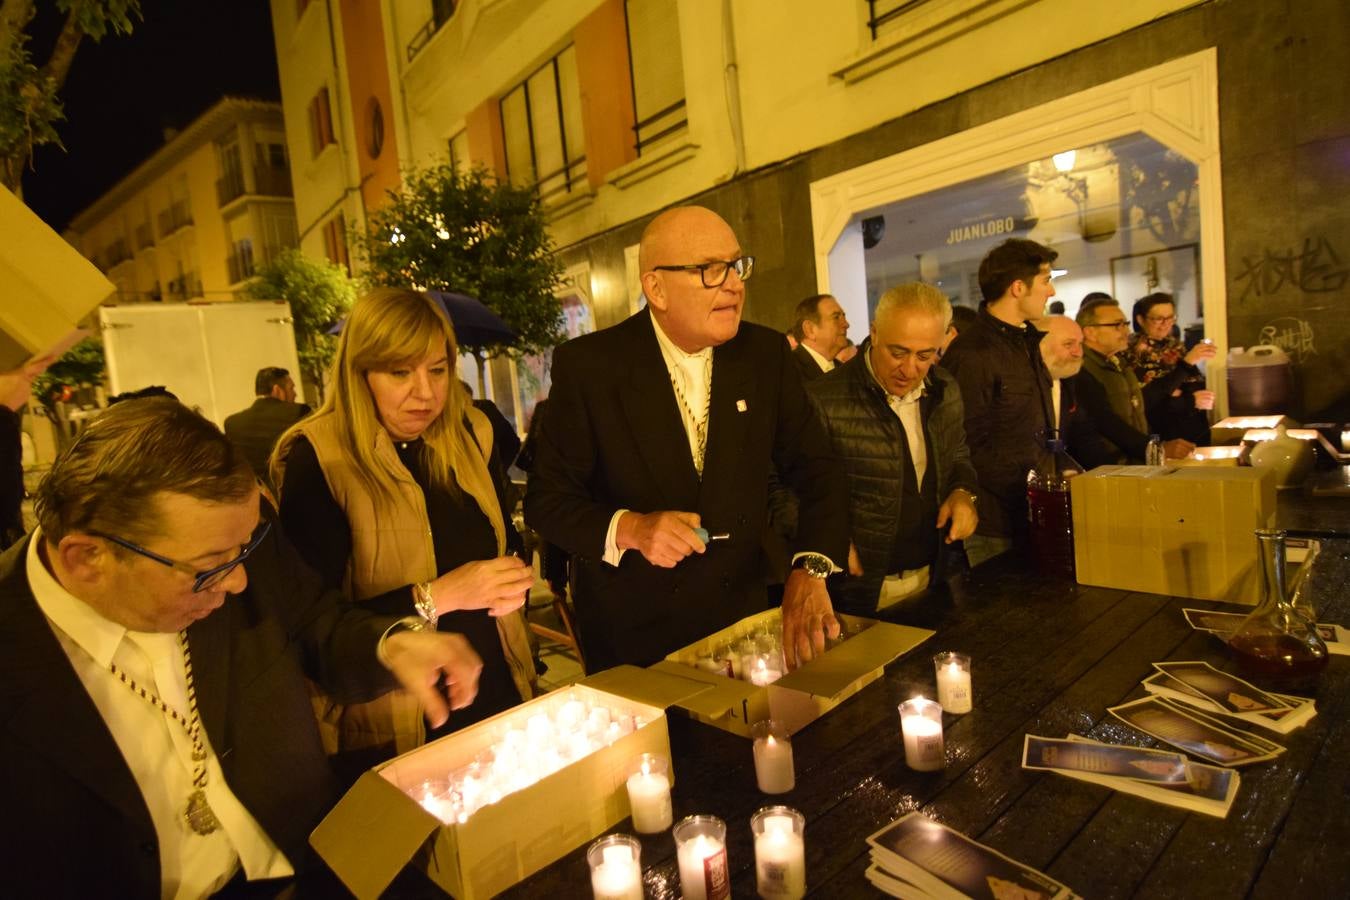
[90,520,272,592]
[1084,320,1130,329]
[651,255,754,288]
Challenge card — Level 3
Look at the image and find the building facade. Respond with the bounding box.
[270,0,1350,422]
[65,97,298,305]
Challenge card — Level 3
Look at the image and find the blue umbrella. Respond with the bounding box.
[328,290,516,347]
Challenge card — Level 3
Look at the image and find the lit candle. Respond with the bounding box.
[674,816,730,900]
[933,652,972,714]
[752,720,796,794]
[409,779,452,822]
[752,806,806,899]
[749,655,784,686]
[587,835,643,900]
[899,697,945,771]
[625,753,673,833]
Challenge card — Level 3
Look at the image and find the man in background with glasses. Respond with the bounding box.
[526,205,848,672]
[0,397,482,897]
[1074,296,1195,462]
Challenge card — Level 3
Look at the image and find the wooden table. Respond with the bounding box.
[484,542,1350,899]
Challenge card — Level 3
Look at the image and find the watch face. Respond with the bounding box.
[800,554,831,578]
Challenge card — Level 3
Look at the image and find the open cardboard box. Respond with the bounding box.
[311,681,683,900]
[592,608,932,738]
[1071,465,1276,603]
[1210,415,1296,446]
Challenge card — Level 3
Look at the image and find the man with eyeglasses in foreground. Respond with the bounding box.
[0,397,482,898]
[1074,295,1195,462]
[526,205,848,672]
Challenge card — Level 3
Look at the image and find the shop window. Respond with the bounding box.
[625,0,687,154]
[500,46,587,201]
[856,133,1203,331]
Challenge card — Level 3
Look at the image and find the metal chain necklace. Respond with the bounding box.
[109,630,221,836]
[668,352,712,476]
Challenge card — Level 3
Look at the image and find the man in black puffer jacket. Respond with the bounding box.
[806,283,980,616]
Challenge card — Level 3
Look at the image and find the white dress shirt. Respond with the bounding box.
[865,351,928,485]
[802,343,835,373]
[27,532,292,899]
[602,317,713,565]
[1051,378,1062,431]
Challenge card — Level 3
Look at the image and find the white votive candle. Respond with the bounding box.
[899,697,945,771]
[749,655,784,686]
[625,753,673,833]
[752,806,806,899]
[587,834,643,900]
[933,651,972,714]
[752,720,796,794]
[674,816,730,900]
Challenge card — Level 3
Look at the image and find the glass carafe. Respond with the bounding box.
[1226,529,1328,692]
[1026,429,1081,579]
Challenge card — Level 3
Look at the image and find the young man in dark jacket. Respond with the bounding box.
[941,238,1058,566]
[807,283,979,615]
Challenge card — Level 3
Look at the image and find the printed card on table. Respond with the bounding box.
[1152,662,1288,714]
[1142,673,1316,735]
[1182,609,1248,635]
[1315,624,1350,656]
[1021,735,1189,784]
[1108,696,1283,767]
[866,812,1077,900]
[1055,735,1241,818]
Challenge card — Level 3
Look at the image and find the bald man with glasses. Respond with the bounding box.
[526,206,848,671]
[1074,298,1195,462]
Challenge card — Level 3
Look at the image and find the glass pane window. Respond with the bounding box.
[499,46,587,201]
[625,0,686,153]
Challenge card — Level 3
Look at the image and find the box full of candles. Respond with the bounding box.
[1071,464,1276,603]
[311,682,673,900]
[607,607,932,737]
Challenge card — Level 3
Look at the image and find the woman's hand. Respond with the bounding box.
[1184,342,1217,366]
[430,555,535,617]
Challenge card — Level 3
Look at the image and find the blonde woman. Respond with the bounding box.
[272,288,535,766]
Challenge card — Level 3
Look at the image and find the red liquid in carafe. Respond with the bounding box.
[1028,484,1074,578]
[1228,633,1328,691]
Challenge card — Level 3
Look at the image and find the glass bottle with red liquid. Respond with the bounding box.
[1026,429,1081,578]
[1227,529,1328,692]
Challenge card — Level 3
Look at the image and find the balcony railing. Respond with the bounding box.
[866,0,927,40]
[103,238,132,269]
[633,99,688,155]
[536,157,589,205]
[406,0,457,60]
[227,245,256,284]
[165,271,202,301]
[134,223,154,251]
[216,169,246,207]
[253,163,292,197]
[157,200,194,237]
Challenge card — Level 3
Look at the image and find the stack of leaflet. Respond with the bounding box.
[1184,608,1349,656]
[1020,734,1239,818]
[1107,661,1317,770]
[865,813,1080,899]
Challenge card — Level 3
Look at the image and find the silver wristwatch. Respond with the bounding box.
[412,582,438,628]
[793,553,833,579]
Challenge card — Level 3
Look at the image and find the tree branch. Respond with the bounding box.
[38,6,85,95]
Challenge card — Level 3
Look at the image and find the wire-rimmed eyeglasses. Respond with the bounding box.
[651,255,755,288]
[89,519,272,593]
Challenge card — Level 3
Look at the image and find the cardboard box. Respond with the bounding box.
[311,682,678,900]
[0,186,110,369]
[1071,465,1276,604]
[600,608,932,738]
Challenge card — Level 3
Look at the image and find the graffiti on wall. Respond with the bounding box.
[1235,236,1348,301]
[1258,316,1317,365]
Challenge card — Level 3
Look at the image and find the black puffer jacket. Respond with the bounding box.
[807,343,979,611]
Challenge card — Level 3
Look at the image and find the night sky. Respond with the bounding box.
[21,0,281,231]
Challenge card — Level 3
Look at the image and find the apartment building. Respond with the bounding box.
[269,0,1350,420]
[65,97,298,305]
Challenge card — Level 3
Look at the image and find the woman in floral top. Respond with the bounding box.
[1123,293,1218,445]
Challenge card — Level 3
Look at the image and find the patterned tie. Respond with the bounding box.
[669,353,712,476]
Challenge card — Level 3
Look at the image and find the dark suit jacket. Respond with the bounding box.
[791,344,830,382]
[524,310,848,669]
[223,397,311,480]
[0,524,399,899]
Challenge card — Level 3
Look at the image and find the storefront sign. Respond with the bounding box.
[945,216,1019,245]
